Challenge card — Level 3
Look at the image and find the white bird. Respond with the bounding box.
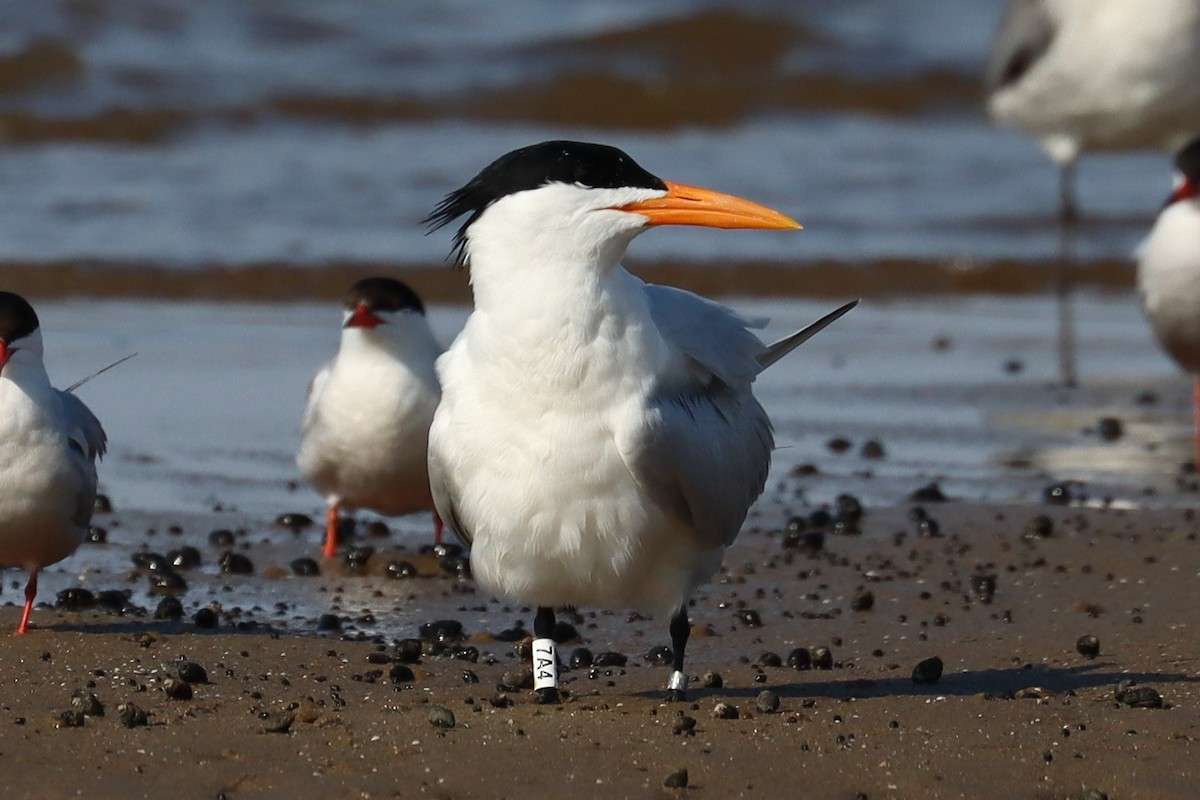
[424,141,855,702]
[985,0,1200,386]
[1137,138,1200,467]
[297,277,443,559]
[0,291,106,634]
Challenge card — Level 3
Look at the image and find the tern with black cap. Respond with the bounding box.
[0,291,106,634]
[425,140,855,702]
[298,277,444,558]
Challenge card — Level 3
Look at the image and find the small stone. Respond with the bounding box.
[419,619,465,645]
[1025,514,1054,539]
[70,689,104,717]
[701,671,723,689]
[786,648,812,670]
[218,551,254,575]
[1115,685,1163,709]
[644,645,673,666]
[168,546,202,570]
[1076,634,1100,660]
[173,661,209,684]
[810,647,834,670]
[568,647,594,669]
[912,656,944,685]
[193,608,218,628]
[909,482,947,502]
[860,440,886,459]
[428,706,456,729]
[55,588,96,611]
[207,529,235,547]
[672,715,697,736]
[85,526,107,544]
[153,597,184,620]
[499,668,533,692]
[711,702,739,720]
[259,710,295,733]
[970,574,997,600]
[385,560,418,579]
[395,639,423,664]
[389,665,415,685]
[850,590,875,612]
[1096,417,1123,442]
[117,703,148,728]
[273,513,314,532]
[757,651,782,668]
[55,709,85,728]
[316,614,341,632]
[290,558,320,577]
[663,769,689,789]
[736,609,763,627]
[93,494,113,513]
[162,677,193,700]
[593,651,628,668]
[755,690,780,714]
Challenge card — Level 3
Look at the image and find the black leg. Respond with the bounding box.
[532,606,559,704]
[666,607,690,702]
[1056,160,1079,388]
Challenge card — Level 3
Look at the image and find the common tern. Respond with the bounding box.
[0,292,106,634]
[986,0,1200,386]
[1137,138,1200,466]
[297,277,443,559]
[425,141,854,702]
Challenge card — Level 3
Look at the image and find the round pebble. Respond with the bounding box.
[428,706,456,729]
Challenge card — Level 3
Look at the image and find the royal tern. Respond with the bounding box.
[0,292,106,634]
[985,0,1200,386]
[297,277,443,559]
[1137,138,1200,466]
[425,140,854,702]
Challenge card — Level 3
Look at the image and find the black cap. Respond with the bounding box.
[0,291,40,344]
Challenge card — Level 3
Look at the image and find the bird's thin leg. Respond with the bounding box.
[532,606,559,704]
[1192,376,1200,471]
[16,569,38,635]
[433,511,444,547]
[1056,160,1079,388]
[666,606,691,702]
[323,501,340,559]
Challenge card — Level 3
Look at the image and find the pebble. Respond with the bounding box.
[909,482,947,502]
[1115,685,1163,709]
[786,648,812,670]
[711,702,739,720]
[755,690,781,713]
[499,668,533,691]
[193,608,218,628]
[85,526,107,544]
[290,557,320,577]
[70,689,104,717]
[162,678,193,700]
[55,588,96,611]
[219,551,254,575]
[1024,514,1054,539]
[568,647,594,669]
[55,709,85,728]
[389,665,415,685]
[153,597,184,620]
[835,493,864,523]
[428,706,456,729]
[117,703,148,728]
[419,619,465,645]
[912,656,944,685]
[644,645,673,666]
[148,571,188,595]
[810,647,834,670]
[168,546,202,570]
[736,609,763,627]
[273,513,314,532]
[344,546,375,570]
[385,560,418,579]
[672,715,697,736]
[1096,417,1123,442]
[757,651,782,668]
[395,639,424,664]
[93,494,113,513]
[593,651,628,668]
[663,769,689,789]
[1076,634,1100,660]
[173,661,209,684]
[970,574,997,600]
[851,590,875,612]
[316,614,341,632]
[259,710,295,733]
[207,529,235,547]
[443,645,479,663]
[701,671,723,689]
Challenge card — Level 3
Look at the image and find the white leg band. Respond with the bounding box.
[668,670,688,693]
[533,638,558,690]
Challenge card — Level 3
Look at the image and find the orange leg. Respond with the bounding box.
[1193,377,1200,470]
[323,501,340,559]
[433,511,444,547]
[16,569,37,635]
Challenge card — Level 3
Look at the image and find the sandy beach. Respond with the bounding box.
[0,292,1196,799]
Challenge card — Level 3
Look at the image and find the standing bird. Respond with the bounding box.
[985,0,1200,386]
[425,141,854,702]
[297,277,443,559]
[1137,138,1200,467]
[0,292,106,634]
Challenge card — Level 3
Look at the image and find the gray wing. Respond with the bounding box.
[984,0,1056,93]
[618,285,775,549]
[56,390,103,528]
[427,442,473,548]
[300,362,332,437]
[56,390,107,461]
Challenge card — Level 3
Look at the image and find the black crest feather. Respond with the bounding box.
[345,277,425,315]
[0,291,40,344]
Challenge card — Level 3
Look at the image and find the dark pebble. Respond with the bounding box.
[835,493,864,523]
[389,665,415,685]
[851,590,875,612]
[461,669,479,684]
[364,520,390,538]
[439,554,471,579]
[568,647,594,669]
[174,661,209,684]
[218,551,254,575]
[93,494,113,513]
[55,709,86,728]
[259,710,295,733]
[207,529,235,548]
[736,609,763,627]
[593,651,628,668]
[385,560,418,579]
[970,574,997,600]
[117,703,148,728]
[917,518,942,538]
[55,588,96,611]
[912,656,944,685]
[273,513,314,532]
[1025,514,1054,539]
[168,546,202,570]
[810,647,833,670]
[757,651,782,668]
[711,702,739,720]
[1115,685,1163,709]
[553,621,580,643]
[290,557,320,577]
[85,526,107,544]
[1096,417,1123,442]
[131,551,169,571]
[428,706,456,729]
[153,597,184,620]
[909,482,947,502]
[499,668,533,692]
[1076,634,1101,660]
[423,542,465,559]
[96,590,139,614]
[826,436,852,454]
[395,638,424,664]
[162,677,193,700]
[365,650,392,665]
[148,570,188,595]
[419,619,465,645]
[316,614,341,632]
[787,648,812,670]
[1042,483,1074,505]
[193,608,218,628]
[755,689,781,713]
[70,689,104,717]
[663,769,689,789]
[701,671,723,689]
[443,645,479,663]
[860,439,886,459]
[344,546,375,570]
[672,715,697,736]
[808,509,833,529]
[644,645,673,666]
[493,626,529,642]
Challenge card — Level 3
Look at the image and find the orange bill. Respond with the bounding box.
[616,181,801,230]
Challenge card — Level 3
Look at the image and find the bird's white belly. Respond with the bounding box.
[439,392,722,616]
[0,419,85,570]
[1139,206,1200,372]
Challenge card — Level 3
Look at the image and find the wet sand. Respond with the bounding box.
[2,291,1199,798]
